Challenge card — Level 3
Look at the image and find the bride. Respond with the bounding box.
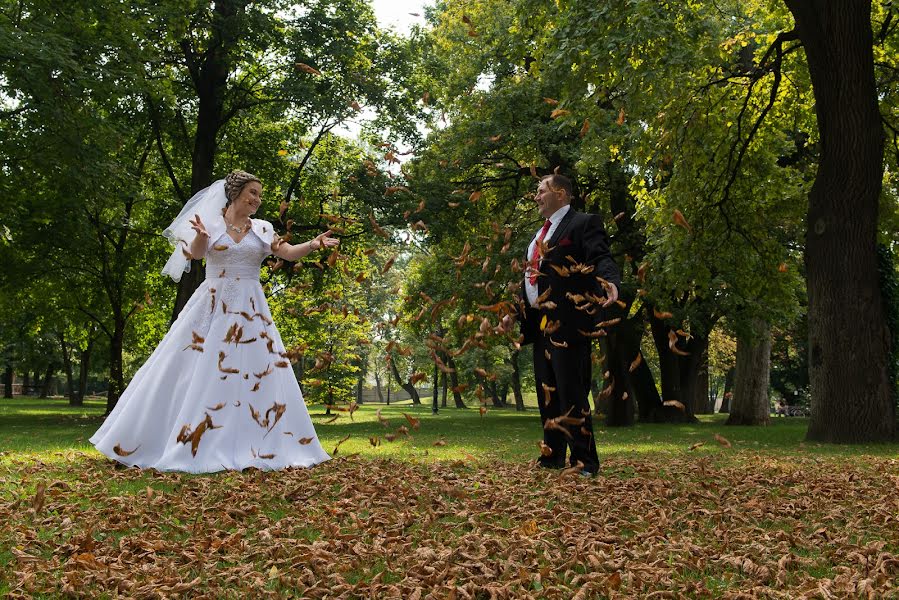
[91,170,335,473]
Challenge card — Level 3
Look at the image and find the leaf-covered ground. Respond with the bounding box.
[2,400,898,597]
[2,450,898,598]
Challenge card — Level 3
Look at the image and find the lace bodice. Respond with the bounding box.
[205,231,271,276]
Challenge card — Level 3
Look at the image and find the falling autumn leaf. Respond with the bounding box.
[653,308,673,320]
[295,62,321,76]
[333,434,351,455]
[663,400,686,411]
[113,444,140,457]
[629,353,643,372]
[714,433,733,448]
[403,413,421,430]
[579,119,590,138]
[673,209,692,233]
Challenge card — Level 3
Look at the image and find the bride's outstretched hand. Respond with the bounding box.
[312,230,339,250]
[189,214,209,239]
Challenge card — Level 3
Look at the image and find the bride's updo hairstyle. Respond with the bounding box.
[223,170,262,211]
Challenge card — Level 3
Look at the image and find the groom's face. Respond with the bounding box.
[535,180,569,219]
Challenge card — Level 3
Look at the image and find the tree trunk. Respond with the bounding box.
[389,358,420,404]
[106,320,126,414]
[488,380,503,407]
[510,349,525,411]
[432,362,439,414]
[605,336,635,427]
[374,371,385,402]
[22,372,30,396]
[784,0,895,442]
[3,364,13,398]
[719,367,735,413]
[77,337,93,405]
[679,332,710,419]
[727,320,772,426]
[355,373,364,405]
[39,363,55,398]
[447,357,466,408]
[58,332,76,404]
[441,371,448,408]
[648,308,699,423]
[692,349,711,414]
[171,1,246,320]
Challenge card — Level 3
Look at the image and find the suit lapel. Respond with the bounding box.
[547,208,576,247]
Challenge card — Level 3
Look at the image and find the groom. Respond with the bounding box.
[515,174,620,475]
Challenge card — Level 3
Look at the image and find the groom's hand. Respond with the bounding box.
[602,282,619,307]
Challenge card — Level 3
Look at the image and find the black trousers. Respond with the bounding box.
[533,335,599,472]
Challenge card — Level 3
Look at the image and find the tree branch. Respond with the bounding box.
[148,97,187,203]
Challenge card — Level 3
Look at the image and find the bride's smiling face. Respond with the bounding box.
[234,181,263,215]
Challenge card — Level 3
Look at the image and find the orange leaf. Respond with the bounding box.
[295,62,321,76]
[673,209,692,233]
[113,444,140,457]
[579,119,590,138]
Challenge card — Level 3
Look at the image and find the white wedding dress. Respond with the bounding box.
[91,220,330,473]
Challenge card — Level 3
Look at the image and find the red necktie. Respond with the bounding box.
[528,220,552,285]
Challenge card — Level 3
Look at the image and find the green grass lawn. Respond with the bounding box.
[1,395,895,463]
[1,396,897,598]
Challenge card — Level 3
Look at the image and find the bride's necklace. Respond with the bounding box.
[225,215,251,234]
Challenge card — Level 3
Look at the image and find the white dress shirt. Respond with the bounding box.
[525,204,571,307]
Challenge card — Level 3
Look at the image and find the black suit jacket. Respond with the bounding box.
[520,209,621,346]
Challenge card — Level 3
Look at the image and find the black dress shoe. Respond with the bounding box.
[537,457,565,469]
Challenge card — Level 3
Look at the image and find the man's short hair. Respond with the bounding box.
[540,174,573,200]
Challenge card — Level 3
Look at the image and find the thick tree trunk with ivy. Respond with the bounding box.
[784,0,895,442]
[727,320,772,426]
